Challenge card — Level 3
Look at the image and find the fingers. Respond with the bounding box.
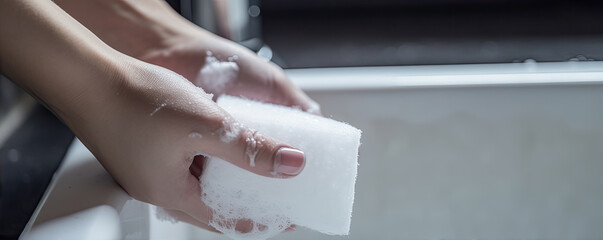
[205,118,306,178]
[287,86,322,116]
[205,46,321,115]
[268,64,322,116]
[177,169,215,226]
[191,106,306,178]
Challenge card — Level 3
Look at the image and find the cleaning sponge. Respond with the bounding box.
[200,96,361,240]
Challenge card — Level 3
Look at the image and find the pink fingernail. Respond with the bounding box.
[274,147,305,176]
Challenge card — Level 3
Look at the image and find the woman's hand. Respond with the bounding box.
[94,60,305,231]
[139,30,321,115]
[1,0,304,232]
[54,0,321,115]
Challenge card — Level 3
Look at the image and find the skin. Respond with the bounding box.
[54,0,321,114]
[0,0,313,234]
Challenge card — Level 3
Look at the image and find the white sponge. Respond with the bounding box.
[200,96,361,240]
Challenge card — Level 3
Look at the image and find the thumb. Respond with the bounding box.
[206,117,306,178]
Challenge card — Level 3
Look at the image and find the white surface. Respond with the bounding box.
[288,61,603,90]
[25,205,121,240]
[22,62,603,239]
[200,96,360,239]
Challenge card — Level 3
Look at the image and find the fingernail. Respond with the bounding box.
[274,147,305,176]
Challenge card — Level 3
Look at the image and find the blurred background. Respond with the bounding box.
[169,0,603,68]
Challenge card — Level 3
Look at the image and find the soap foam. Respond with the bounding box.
[196,51,239,94]
[219,116,243,143]
[244,129,265,167]
[201,96,361,240]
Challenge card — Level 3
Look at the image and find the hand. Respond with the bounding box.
[1,0,305,232]
[140,30,322,115]
[54,0,321,115]
[89,60,306,231]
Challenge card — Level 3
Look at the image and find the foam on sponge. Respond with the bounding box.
[200,96,361,240]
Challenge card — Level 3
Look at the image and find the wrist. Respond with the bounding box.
[55,0,203,59]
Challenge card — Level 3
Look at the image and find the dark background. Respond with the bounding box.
[260,0,603,68]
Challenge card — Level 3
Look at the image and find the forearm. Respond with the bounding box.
[0,0,123,134]
[54,0,203,59]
